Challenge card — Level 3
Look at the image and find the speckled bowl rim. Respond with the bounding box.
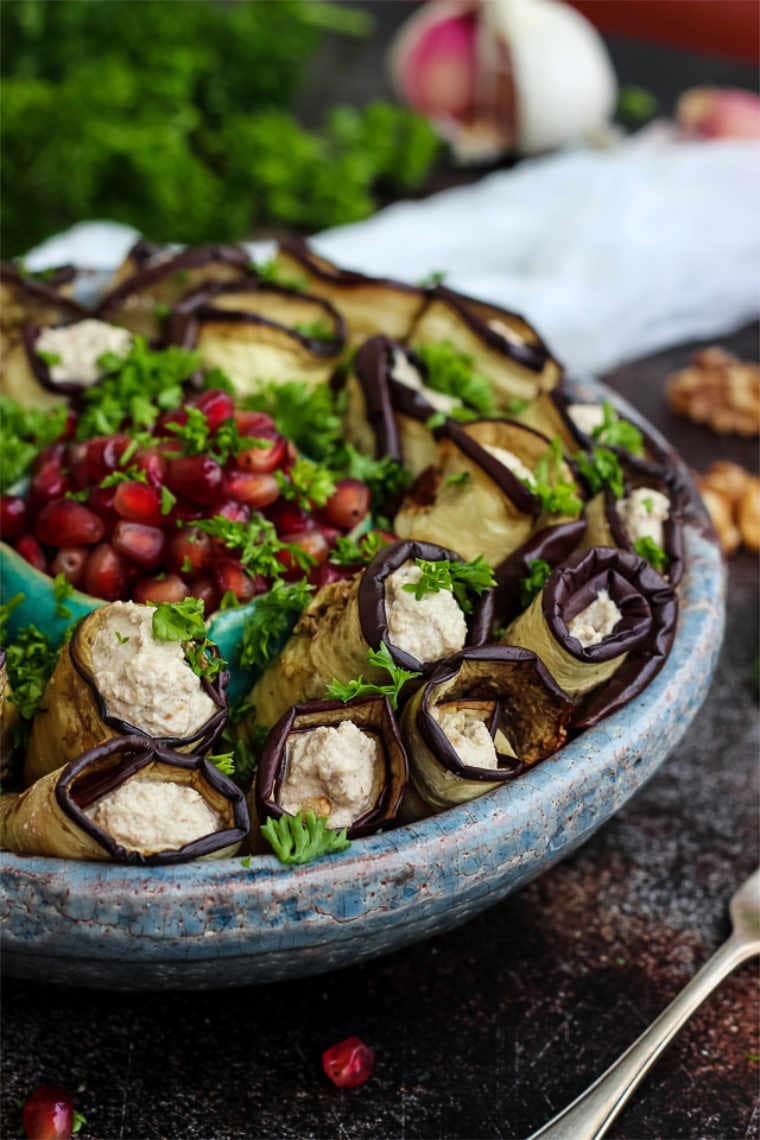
[0,379,725,977]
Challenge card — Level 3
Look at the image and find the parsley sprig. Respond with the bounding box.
[293,318,335,341]
[242,380,342,461]
[519,559,552,608]
[52,573,74,618]
[5,625,60,721]
[239,579,314,671]
[275,457,336,509]
[403,556,495,613]
[254,259,308,292]
[166,408,248,465]
[0,396,68,492]
[575,447,625,500]
[0,593,24,645]
[261,809,351,865]
[329,531,391,567]
[150,598,226,682]
[192,515,313,578]
[326,642,421,710]
[591,401,644,456]
[634,536,669,574]
[529,438,583,517]
[208,751,235,776]
[414,340,495,416]
[219,699,267,789]
[337,445,411,519]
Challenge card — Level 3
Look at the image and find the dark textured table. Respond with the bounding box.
[2,9,759,1139]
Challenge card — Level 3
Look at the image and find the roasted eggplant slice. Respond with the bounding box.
[97,243,250,339]
[250,540,485,728]
[254,695,408,839]
[408,285,561,408]
[502,547,678,722]
[1,735,248,863]
[272,238,428,344]
[1,320,133,410]
[167,278,346,395]
[401,646,574,810]
[394,419,581,565]
[0,261,86,358]
[345,336,462,476]
[25,602,227,786]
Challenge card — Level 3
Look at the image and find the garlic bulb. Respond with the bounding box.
[389,0,617,162]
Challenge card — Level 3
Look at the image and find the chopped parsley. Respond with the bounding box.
[36,349,63,367]
[208,751,235,776]
[336,444,411,516]
[275,457,336,509]
[219,699,267,789]
[642,496,655,514]
[180,556,194,574]
[0,396,68,492]
[519,558,552,608]
[445,471,470,488]
[238,579,313,671]
[326,642,421,710]
[72,1110,87,1135]
[414,340,495,416]
[575,446,625,500]
[634,536,669,574]
[261,809,351,865]
[505,397,530,415]
[114,631,130,645]
[591,401,644,456]
[52,573,74,619]
[243,380,342,461]
[0,593,24,645]
[150,598,226,681]
[418,269,447,287]
[528,438,582,517]
[166,407,245,465]
[425,411,447,431]
[99,465,148,488]
[403,555,495,613]
[192,514,313,578]
[329,531,391,567]
[219,589,240,610]
[5,625,60,721]
[293,318,335,341]
[152,302,172,322]
[254,259,307,292]
[160,486,176,516]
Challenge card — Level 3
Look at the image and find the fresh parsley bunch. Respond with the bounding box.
[327,643,421,710]
[260,809,351,865]
[0,396,68,492]
[403,556,495,613]
[238,580,314,671]
[4,625,60,721]
[574,447,625,500]
[242,381,342,461]
[519,559,552,608]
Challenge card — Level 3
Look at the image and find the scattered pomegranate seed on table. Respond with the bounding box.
[21,1084,76,1140]
[321,1036,375,1089]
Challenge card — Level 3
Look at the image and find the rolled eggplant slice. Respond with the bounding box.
[394,419,580,565]
[345,336,461,476]
[25,602,227,786]
[167,278,346,396]
[255,695,408,840]
[250,539,481,728]
[0,261,87,358]
[97,243,250,339]
[579,463,686,586]
[408,285,561,408]
[502,547,677,715]
[401,646,574,810]
[1,320,133,411]
[272,238,428,345]
[1,735,248,863]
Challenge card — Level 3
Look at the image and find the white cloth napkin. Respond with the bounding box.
[25,134,760,375]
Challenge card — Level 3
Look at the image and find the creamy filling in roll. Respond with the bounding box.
[279,720,384,830]
[35,320,132,385]
[616,487,670,548]
[567,402,605,436]
[384,561,467,663]
[391,349,460,413]
[86,777,222,852]
[482,444,536,485]
[431,704,499,769]
[567,589,623,648]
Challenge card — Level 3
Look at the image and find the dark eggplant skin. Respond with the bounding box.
[442,418,545,518]
[277,236,424,298]
[56,735,249,865]
[470,517,588,642]
[0,261,87,323]
[358,538,490,675]
[97,243,250,320]
[167,277,347,359]
[427,284,555,375]
[255,695,409,840]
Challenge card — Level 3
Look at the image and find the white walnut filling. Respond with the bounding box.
[433,705,498,769]
[36,320,132,385]
[617,487,670,548]
[280,720,383,830]
[487,319,524,348]
[384,561,467,664]
[483,444,535,486]
[568,402,605,436]
[567,589,623,648]
[86,777,222,852]
[89,602,217,739]
[391,349,460,413]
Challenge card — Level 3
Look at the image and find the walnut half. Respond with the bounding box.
[668,348,760,437]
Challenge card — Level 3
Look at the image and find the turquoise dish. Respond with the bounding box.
[0,381,725,990]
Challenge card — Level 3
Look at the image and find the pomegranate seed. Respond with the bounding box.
[323,479,371,530]
[322,1037,374,1089]
[224,470,280,509]
[51,546,88,588]
[35,499,104,547]
[69,435,128,487]
[66,442,91,489]
[310,562,353,588]
[21,1084,75,1140]
[84,543,129,601]
[194,388,235,431]
[134,447,167,488]
[29,462,71,506]
[87,486,118,526]
[61,409,77,439]
[167,528,212,576]
[156,408,189,435]
[0,495,28,540]
[113,521,166,569]
[113,481,163,526]
[212,560,262,602]
[281,440,298,472]
[234,409,275,436]
[16,535,47,572]
[189,576,219,617]
[318,525,342,549]
[166,455,224,504]
[134,573,189,604]
[214,500,251,524]
[266,500,316,535]
[32,442,66,473]
[282,529,329,566]
[236,433,286,474]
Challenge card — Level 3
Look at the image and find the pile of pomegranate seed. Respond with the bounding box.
[322,1036,375,1088]
[1,390,373,616]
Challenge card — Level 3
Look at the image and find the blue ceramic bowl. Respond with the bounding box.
[0,382,725,989]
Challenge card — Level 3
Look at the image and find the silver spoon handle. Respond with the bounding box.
[528,933,760,1140]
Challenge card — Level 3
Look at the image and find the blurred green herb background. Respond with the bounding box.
[1,0,439,257]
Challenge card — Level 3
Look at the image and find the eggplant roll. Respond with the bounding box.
[25,602,227,786]
[255,695,408,840]
[502,547,678,718]
[408,285,561,408]
[394,419,581,565]
[97,243,250,339]
[344,336,458,477]
[0,261,86,358]
[1,320,133,410]
[250,540,483,728]
[401,647,574,810]
[167,278,346,395]
[272,238,428,345]
[579,463,686,586]
[1,735,248,863]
